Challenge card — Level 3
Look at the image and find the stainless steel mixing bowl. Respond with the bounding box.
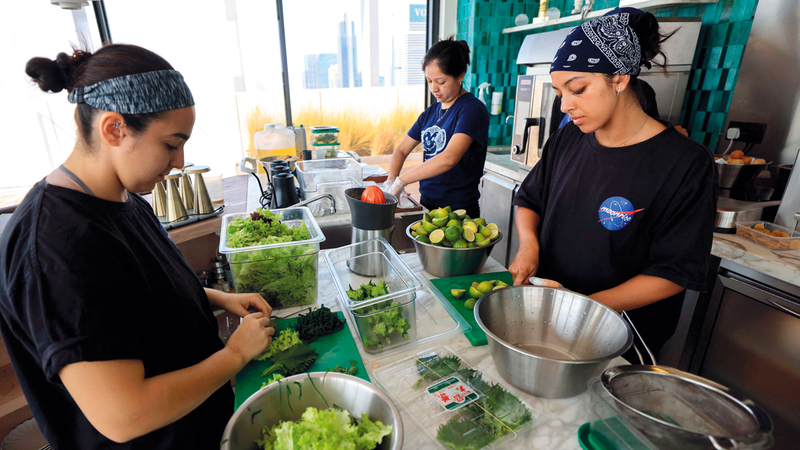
[714,155,771,189]
[221,372,403,450]
[475,286,632,399]
[406,222,503,277]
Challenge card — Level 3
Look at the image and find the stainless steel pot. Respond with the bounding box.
[221,372,403,450]
[405,222,502,277]
[715,156,771,189]
[475,286,632,398]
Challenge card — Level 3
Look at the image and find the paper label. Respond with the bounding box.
[427,376,478,411]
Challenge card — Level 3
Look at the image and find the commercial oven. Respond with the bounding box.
[509,18,702,169]
[690,260,800,448]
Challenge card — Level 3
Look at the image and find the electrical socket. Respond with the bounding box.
[727,121,767,144]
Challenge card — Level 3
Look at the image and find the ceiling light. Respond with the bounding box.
[51,1,89,10]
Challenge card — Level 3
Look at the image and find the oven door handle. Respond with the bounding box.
[767,299,800,319]
[521,117,541,154]
[537,117,547,156]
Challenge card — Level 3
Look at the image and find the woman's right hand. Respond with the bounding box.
[509,243,540,286]
[225,312,274,362]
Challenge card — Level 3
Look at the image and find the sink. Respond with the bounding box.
[318,214,422,252]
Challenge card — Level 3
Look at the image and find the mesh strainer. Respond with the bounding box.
[600,366,773,449]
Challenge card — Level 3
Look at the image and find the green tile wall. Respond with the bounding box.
[457,0,759,150]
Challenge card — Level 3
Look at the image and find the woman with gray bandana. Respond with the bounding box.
[510,8,717,361]
[0,45,275,448]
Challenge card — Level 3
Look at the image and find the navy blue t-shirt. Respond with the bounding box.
[0,181,233,449]
[408,92,489,209]
[513,123,717,355]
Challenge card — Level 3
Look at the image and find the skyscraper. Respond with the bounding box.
[338,13,361,88]
[391,3,426,86]
[303,53,337,89]
[359,0,380,87]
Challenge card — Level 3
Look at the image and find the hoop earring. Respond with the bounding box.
[616,86,621,96]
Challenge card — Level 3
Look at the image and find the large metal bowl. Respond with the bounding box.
[405,222,503,277]
[715,155,771,189]
[475,286,632,399]
[221,373,403,450]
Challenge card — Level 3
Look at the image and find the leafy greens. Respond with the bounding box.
[256,406,392,450]
[295,305,346,341]
[261,344,319,378]
[347,280,410,350]
[256,329,302,361]
[227,209,318,308]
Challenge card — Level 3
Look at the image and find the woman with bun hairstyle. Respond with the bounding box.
[386,37,490,218]
[509,8,717,360]
[0,44,275,448]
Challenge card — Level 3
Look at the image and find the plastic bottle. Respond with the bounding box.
[253,123,296,171]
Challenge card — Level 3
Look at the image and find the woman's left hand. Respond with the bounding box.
[206,289,272,318]
[388,178,407,197]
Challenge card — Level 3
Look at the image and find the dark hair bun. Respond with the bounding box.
[26,49,92,93]
[422,36,471,78]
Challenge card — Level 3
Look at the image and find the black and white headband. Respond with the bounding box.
[551,8,653,77]
[68,69,194,114]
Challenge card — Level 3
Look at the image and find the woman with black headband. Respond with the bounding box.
[386,37,490,218]
[509,8,717,360]
[0,44,274,448]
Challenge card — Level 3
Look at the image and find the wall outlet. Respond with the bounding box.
[727,121,767,144]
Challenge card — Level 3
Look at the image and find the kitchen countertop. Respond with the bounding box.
[306,252,628,450]
[484,150,531,184]
[711,232,800,286]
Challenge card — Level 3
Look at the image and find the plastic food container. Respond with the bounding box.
[582,379,657,450]
[295,158,363,217]
[218,207,325,309]
[311,126,340,145]
[373,344,537,449]
[735,220,800,251]
[310,143,340,159]
[323,238,422,310]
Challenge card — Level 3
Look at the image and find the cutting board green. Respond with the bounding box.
[429,271,513,346]
[234,312,369,410]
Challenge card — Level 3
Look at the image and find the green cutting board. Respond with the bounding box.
[233,312,369,410]
[428,271,513,346]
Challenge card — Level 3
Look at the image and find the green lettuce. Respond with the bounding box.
[256,329,302,361]
[227,209,318,308]
[256,406,392,450]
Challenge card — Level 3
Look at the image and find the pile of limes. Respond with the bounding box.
[410,206,500,248]
[450,279,509,309]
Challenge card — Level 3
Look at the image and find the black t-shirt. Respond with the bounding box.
[514,123,717,354]
[0,181,233,449]
[408,92,490,209]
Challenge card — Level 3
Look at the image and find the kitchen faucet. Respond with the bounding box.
[291,194,336,215]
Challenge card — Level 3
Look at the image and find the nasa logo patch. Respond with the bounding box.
[598,197,644,231]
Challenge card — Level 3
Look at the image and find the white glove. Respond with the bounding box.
[388,178,408,198]
[383,178,395,190]
[529,277,563,288]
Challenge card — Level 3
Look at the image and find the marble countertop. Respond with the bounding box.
[712,232,800,286]
[298,252,627,450]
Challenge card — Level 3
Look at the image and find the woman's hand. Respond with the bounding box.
[226,312,275,362]
[388,178,408,197]
[509,243,540,286]
[205,289,272,318]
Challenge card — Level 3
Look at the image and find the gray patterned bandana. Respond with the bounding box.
[67,69,194,114]
[551,8,651,76]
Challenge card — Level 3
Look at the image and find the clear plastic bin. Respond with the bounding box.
[735,220,800,251]
[373,344,537,449]
[323,238,422,310]
[349,295,417,353]
[218,207,325,309]
[296,158,363,217]
[311,126,339,145]
[583,379,658,449]
[310,144,340,159]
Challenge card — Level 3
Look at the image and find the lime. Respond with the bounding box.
[487,223,499,232]
[449,212,458,221]
[442,240,454,248]
[476,238,491,247]
[415,235,430,244]
[416,226,429,236]
[453,209,467,219]
[478,225,490,236]
[472,282,479,289]
[495,280,508,287]
[453,239,468,248]
[446,219,460,227]
[463,228,476,243]
[444,206,452,213]
[422,222,438,234]
[432,217,449,227]
[423,212,432,223]
[429,229,445,244]
[489,229,500,241]
[451,289,466,299]
[469,286,483,299]
[411,231,418,237]
[475,217,487,226]
[492,286,505,291]
[434,208,449,219]
[467,243,476,248]
[411,221,422,231]
[464,298,477,310]
[463,222,478,234]
[477,281,494,294]
[445,226,461,242]
[475,232,487,242]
